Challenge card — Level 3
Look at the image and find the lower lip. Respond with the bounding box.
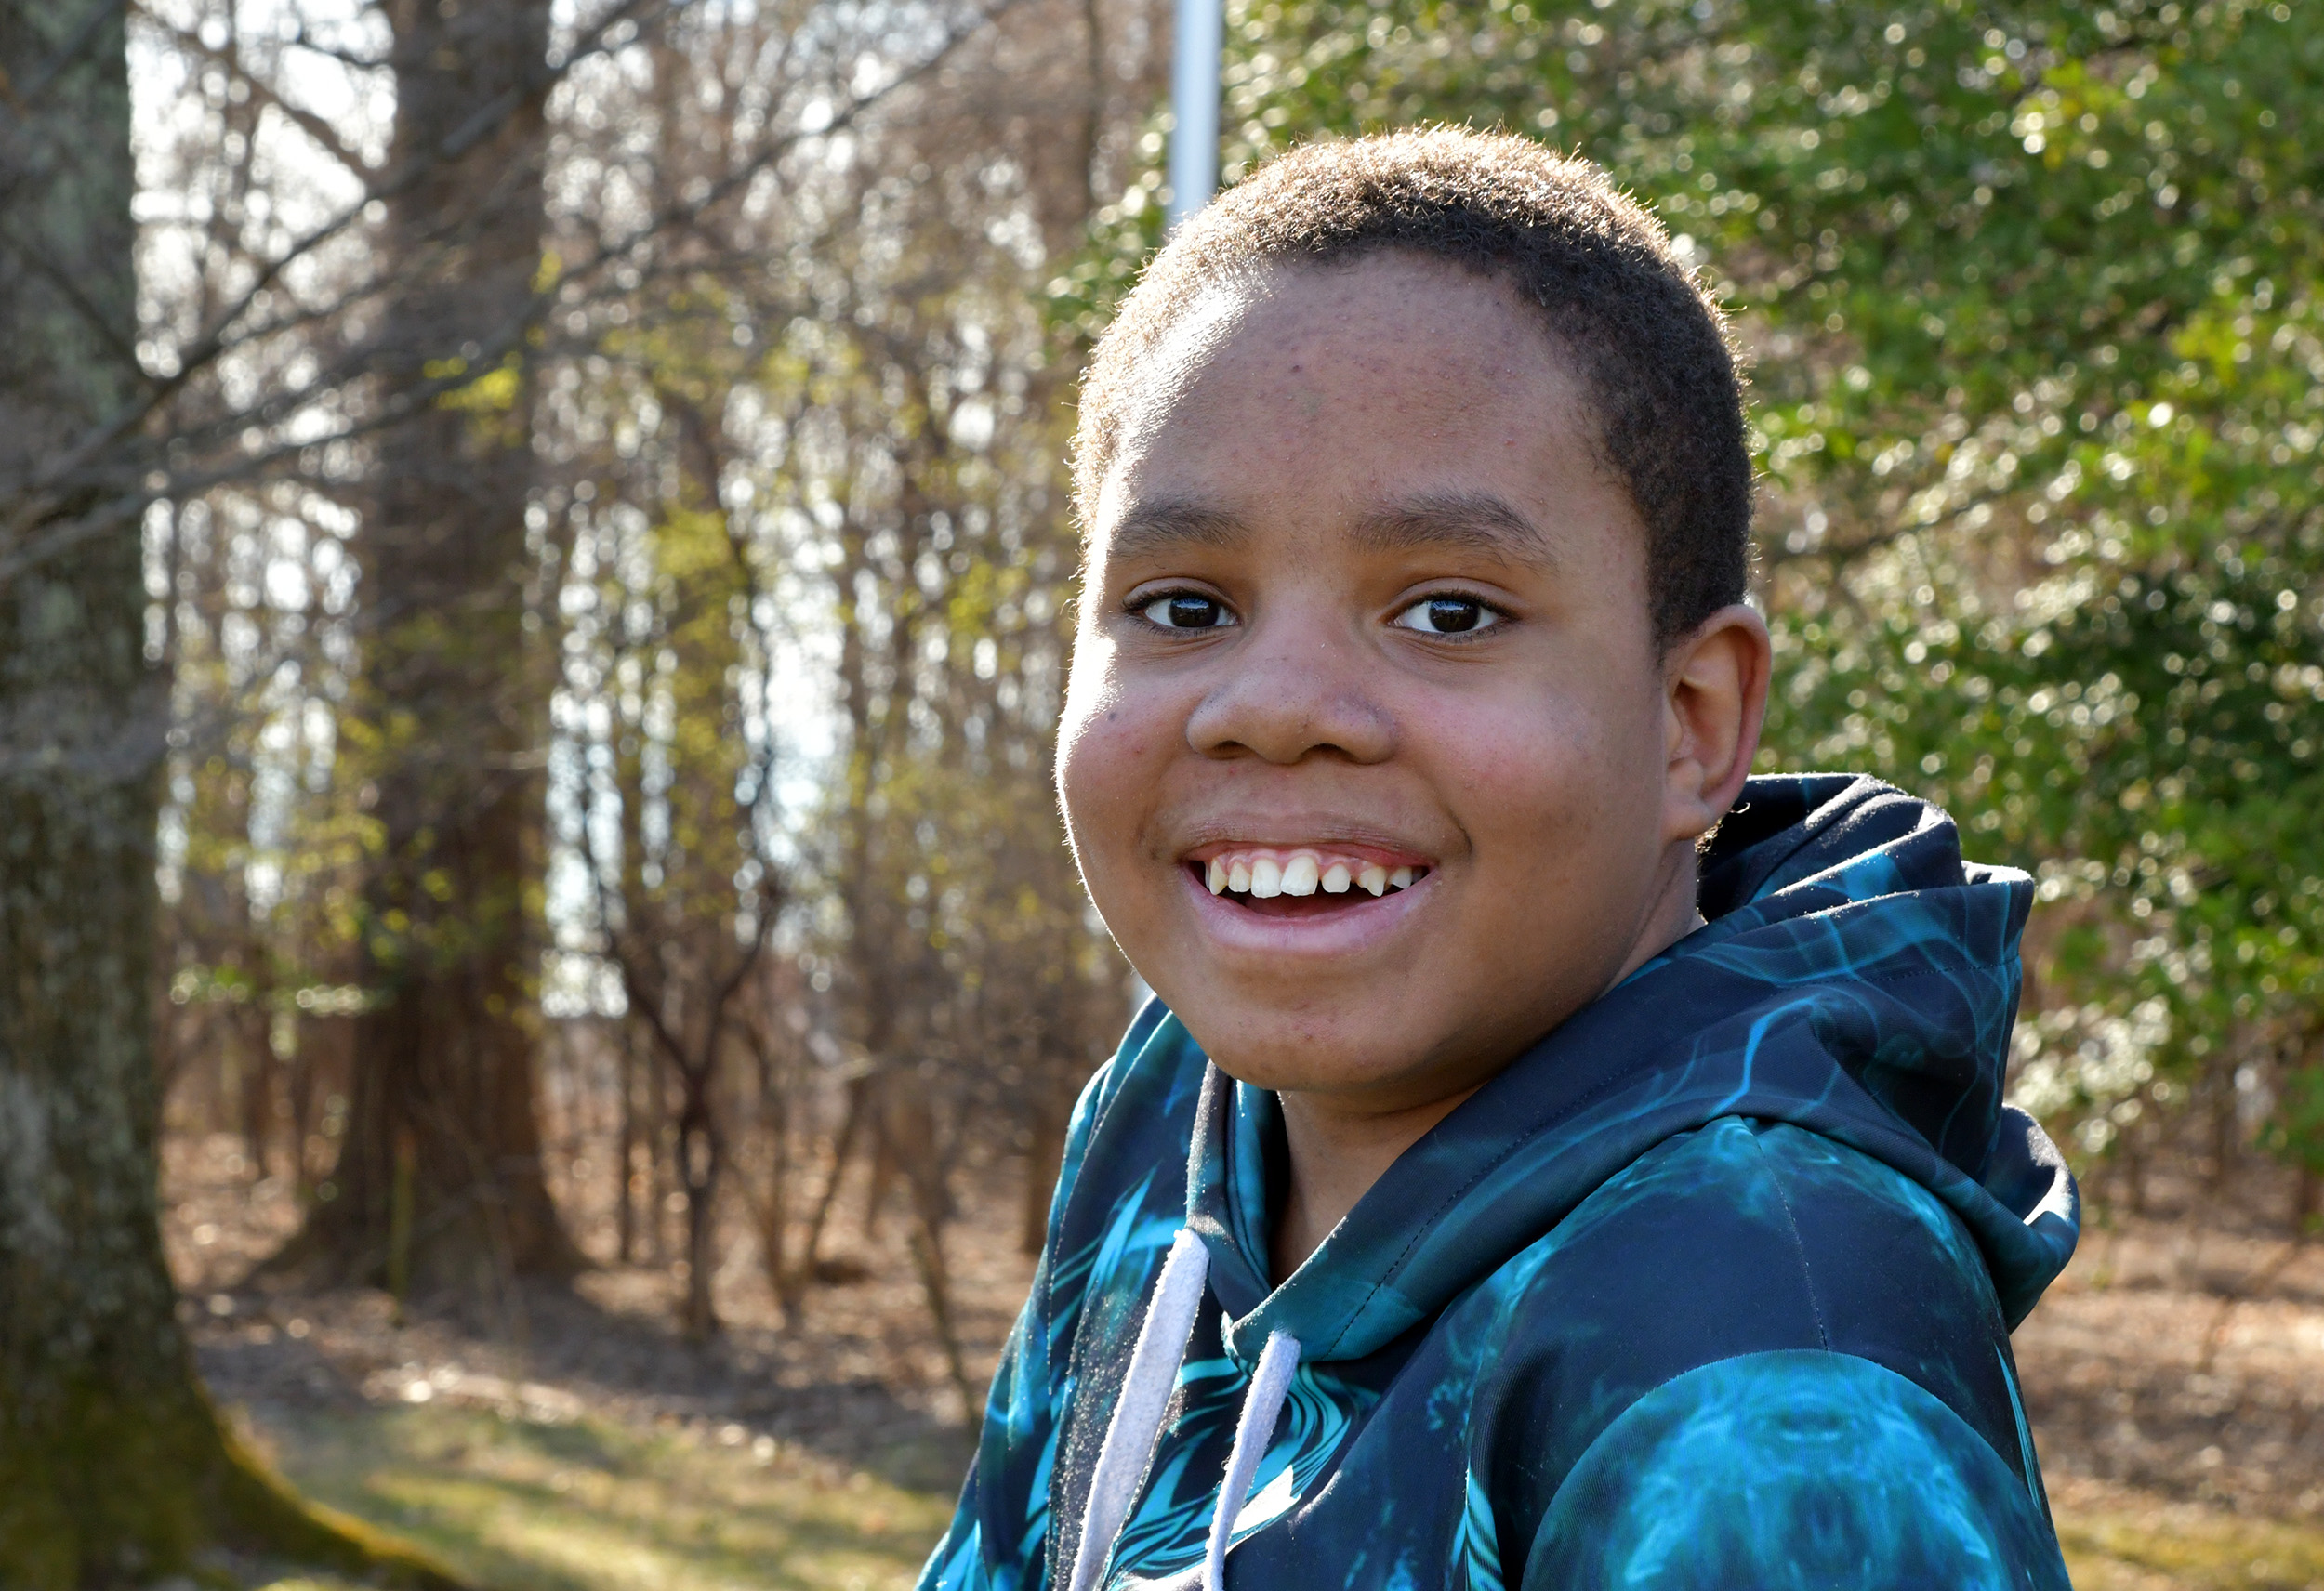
[1178,863,1433,957]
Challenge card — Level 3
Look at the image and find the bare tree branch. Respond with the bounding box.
[2,0,1018,578]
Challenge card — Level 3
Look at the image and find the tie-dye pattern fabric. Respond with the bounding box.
[918,775,2078,1590]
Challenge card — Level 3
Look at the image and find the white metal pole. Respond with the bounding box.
[1167,0,1221,229]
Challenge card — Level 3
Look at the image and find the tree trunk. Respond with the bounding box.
[2119,1118,2147,1217]
[746,1034,799,1324]
[675,1077,722,1340]
[0,7,454,1583]
[292,0,580,1304]
[802,1072,871,1275]
[236,1001,278,1181]
[646,1032,672,1263]
[617,1020,640,1264]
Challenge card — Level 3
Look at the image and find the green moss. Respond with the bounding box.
[0,1375,465,1590]
[0,1477,76,1591]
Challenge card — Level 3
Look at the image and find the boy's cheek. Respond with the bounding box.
[1056,662,1173,882]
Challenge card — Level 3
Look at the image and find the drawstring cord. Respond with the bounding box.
[1068,1230,1209,1591]
[1066,1229,1303,1591]
[1204,1328,1301,1591]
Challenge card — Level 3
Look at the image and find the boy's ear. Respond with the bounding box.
[1661,603,1772,847]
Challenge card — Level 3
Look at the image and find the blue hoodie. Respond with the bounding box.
[920,774,2080,1590]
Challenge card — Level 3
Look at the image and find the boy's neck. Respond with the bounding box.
[1265,890,1710,1284]
[1269,1084,1484,1283]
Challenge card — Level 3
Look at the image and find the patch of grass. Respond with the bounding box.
[2057,1484,2324,1591]
[231,1401,957,1591]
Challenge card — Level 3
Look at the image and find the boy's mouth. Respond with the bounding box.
[1182,846,1432,919]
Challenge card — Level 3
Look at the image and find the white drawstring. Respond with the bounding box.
[1067,1229,1303,1591]
[1069,1230,1210,1591]
[1204,1328,1301,1591]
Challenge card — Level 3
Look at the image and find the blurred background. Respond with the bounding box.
[2,0,2321,1587]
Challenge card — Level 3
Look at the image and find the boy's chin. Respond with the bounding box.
[1177,1004,1525,1116]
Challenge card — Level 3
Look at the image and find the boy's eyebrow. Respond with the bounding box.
[1353,491,1560,571]
[1103,491,1558,570]
[1105,499,1251,561]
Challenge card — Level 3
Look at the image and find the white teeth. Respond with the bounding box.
[1210,850,1421,901]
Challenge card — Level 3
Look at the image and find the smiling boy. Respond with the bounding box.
[920,129,2080,1590]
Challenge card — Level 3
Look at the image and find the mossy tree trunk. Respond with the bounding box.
[291,0,582,1308]
[0,6,458,1585]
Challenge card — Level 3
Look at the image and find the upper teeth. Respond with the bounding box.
[1200,849,1426,899]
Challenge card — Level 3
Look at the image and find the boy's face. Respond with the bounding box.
[1059,253,1763,1115]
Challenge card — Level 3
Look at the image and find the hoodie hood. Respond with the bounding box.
[1184,772,2080,1364]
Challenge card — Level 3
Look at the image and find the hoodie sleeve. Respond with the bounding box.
[1518,1349,2071,1591]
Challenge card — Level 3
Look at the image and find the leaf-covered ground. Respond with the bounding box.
[162,1137,2324,1591]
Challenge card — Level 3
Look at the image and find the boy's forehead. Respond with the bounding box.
[1107,270,1274,477]
[1094,256,1595,565]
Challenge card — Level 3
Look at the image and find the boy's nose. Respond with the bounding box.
[1182,623,1394,766]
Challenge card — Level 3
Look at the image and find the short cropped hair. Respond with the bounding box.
[1072,127,1754,646]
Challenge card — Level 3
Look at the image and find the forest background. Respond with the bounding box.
[3,0,2321,1587]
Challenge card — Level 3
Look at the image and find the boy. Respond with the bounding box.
[921,128,2079,1590]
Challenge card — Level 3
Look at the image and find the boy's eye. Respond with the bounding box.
[1392,595,1502,636]
[1136,592,1238,630]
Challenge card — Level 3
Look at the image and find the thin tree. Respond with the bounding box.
[574,437,789,1340]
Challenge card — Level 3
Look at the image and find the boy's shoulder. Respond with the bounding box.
[1476,1116,2067,1588]
[1538,1113,2007,1347]
[1460,1114,2040,1501]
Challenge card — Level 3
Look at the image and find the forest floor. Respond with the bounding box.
[162,1135,2324,1591]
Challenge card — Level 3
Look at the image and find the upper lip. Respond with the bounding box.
[1180,838,1436,868]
